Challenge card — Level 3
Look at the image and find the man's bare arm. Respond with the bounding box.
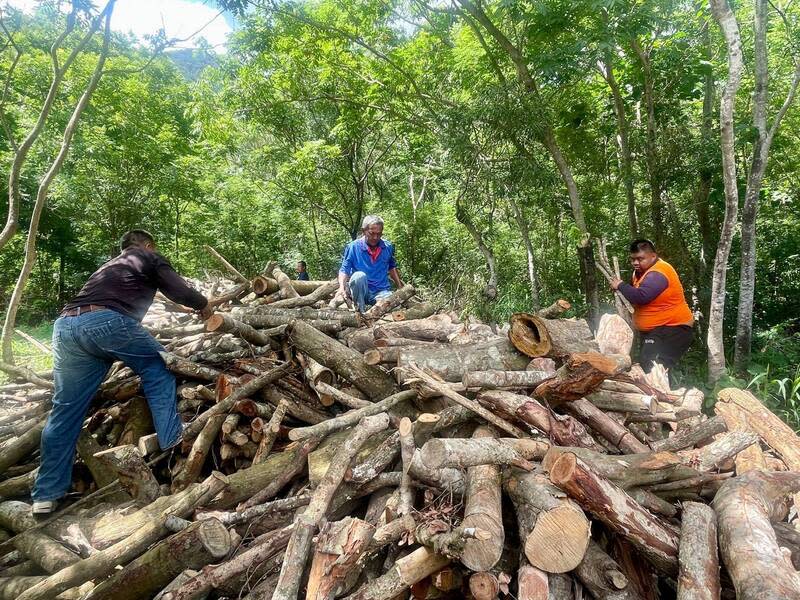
[389,268,404,289]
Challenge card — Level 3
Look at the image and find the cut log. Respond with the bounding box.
[269,280,339,309]
[564,398,649,454]
[289,390,415,441]
[533,353,630,405]
[287,319,397,400]
[93,444,160,504]
[305,517,376,600]
[252,276,329,296]
[204,245,248,284]
[271,265,301,299]
[341,547,449,600]
[311,381,370,409]
[82,518,231,600]
[462,370,551,390]
[537,299,571,319]
[303,357,336,406]
[651,416,728,453]
[676,502,719,600]
[389,301,437,321]
[595,313,634,357]
[239,306,360,327]
[459,427,504,572]
[586,390,653,414]
[363,285,416,320]
[518,564,549,600]
[419,437,548,470]
[0,417,45,474]
[373,314,459,342]
[405,365,525,438]
[478,390,604,452]
[15,473,228,600]
[469,571,499,600]
[271,414,390,600]
[549,452,679,576]
[678,431,760,472]
[503,469,590,573]
[397,337,529,383]
[713,470,800,599]
[573,541,637,600]
[509,314,598,358]
[172,413,227,493]
[252,399,288,465]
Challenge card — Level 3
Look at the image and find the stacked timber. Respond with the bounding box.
[0,259,799,600]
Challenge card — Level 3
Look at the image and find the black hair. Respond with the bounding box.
[121,229,155,250]
[298,260,307,269]
[629,239,656,253]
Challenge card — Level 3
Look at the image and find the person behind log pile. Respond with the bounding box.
[295,260,310,281]
[610,239,694,373]
[30,229,213,515]
[338,214,405,313]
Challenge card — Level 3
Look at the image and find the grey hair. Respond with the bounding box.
[361,215,384,230]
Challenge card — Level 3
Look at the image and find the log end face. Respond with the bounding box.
[548,452,578,488]
[205,313,225,333]
[509,313,551,358]
[524,503,590,573]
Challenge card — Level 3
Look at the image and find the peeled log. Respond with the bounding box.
[676,502,720,600]
[83,518,231,600]
[397,337,529,383]
[549,452,679,576]
[287,319,397,400]
[503,469,590,573]
[713,470,800,600]
[460,427,504,572]
[509,314,598,358]
[595,313,634,357]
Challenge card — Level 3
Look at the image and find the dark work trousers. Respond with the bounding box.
[639,324,694,373]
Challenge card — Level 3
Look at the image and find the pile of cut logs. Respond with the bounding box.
[1,258,799,600]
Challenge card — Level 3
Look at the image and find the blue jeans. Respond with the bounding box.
[349,271,393,313]
[32,310,181,502]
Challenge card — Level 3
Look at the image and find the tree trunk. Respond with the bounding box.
[509,197,541,308]
[459,427,504,572]
[287,319,397,400]
[1,4,114,362]
[573,541,639,600]
[305,517,375,600]
[397,337,529,383]
[713,471,800,599]
[706,0,745,384]
[548,452,679,576]
[509,314,598,358]
[676,502,720,600]
[83,518,231,600]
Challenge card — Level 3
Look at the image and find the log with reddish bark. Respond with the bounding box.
[503,469,590,574]
[548,452,679,576]
[305,517,376,600]
[713,470,800,599]
[478,390,604,452]
[563,398,649,454]
[509,314,598,358]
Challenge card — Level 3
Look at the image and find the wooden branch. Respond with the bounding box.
[204,245,248,284]
[271,414,390,600]
[252,398,288,464]
[677,502,720,600]
[419,436,548,470]
[363,285,416,320]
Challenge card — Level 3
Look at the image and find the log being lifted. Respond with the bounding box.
[713,470,800,600]
[396,337,530,383]
[459,427,504,572]
[509,313,598,358]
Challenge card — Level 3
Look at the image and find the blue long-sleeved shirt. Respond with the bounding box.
[339,239,396,293]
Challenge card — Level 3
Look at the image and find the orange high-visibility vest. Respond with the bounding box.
[631,259,693,332]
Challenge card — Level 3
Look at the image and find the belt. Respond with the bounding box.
[60,304,109,318]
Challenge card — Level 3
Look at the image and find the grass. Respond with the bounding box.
[0,323,54,384]
[746,364,800,432]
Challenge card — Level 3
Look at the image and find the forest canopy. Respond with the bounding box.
[2,0,800,388]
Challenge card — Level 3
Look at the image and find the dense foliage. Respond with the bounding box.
[2,0,800,388]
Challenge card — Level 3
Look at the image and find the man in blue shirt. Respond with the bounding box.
[338,215,404,312]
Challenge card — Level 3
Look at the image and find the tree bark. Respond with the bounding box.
[509,314,597,358]
[713,471,800,599]
[548,452,679,576]
[419,437,548,470]
[676,502,720,600]
[573,541,638,600]
[706,0,745,384]
[305,517,375,600]
[459,427,504,572]
[341,546,449,600]
[509,197,541,308]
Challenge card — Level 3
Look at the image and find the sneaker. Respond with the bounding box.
[32,500,58,515]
